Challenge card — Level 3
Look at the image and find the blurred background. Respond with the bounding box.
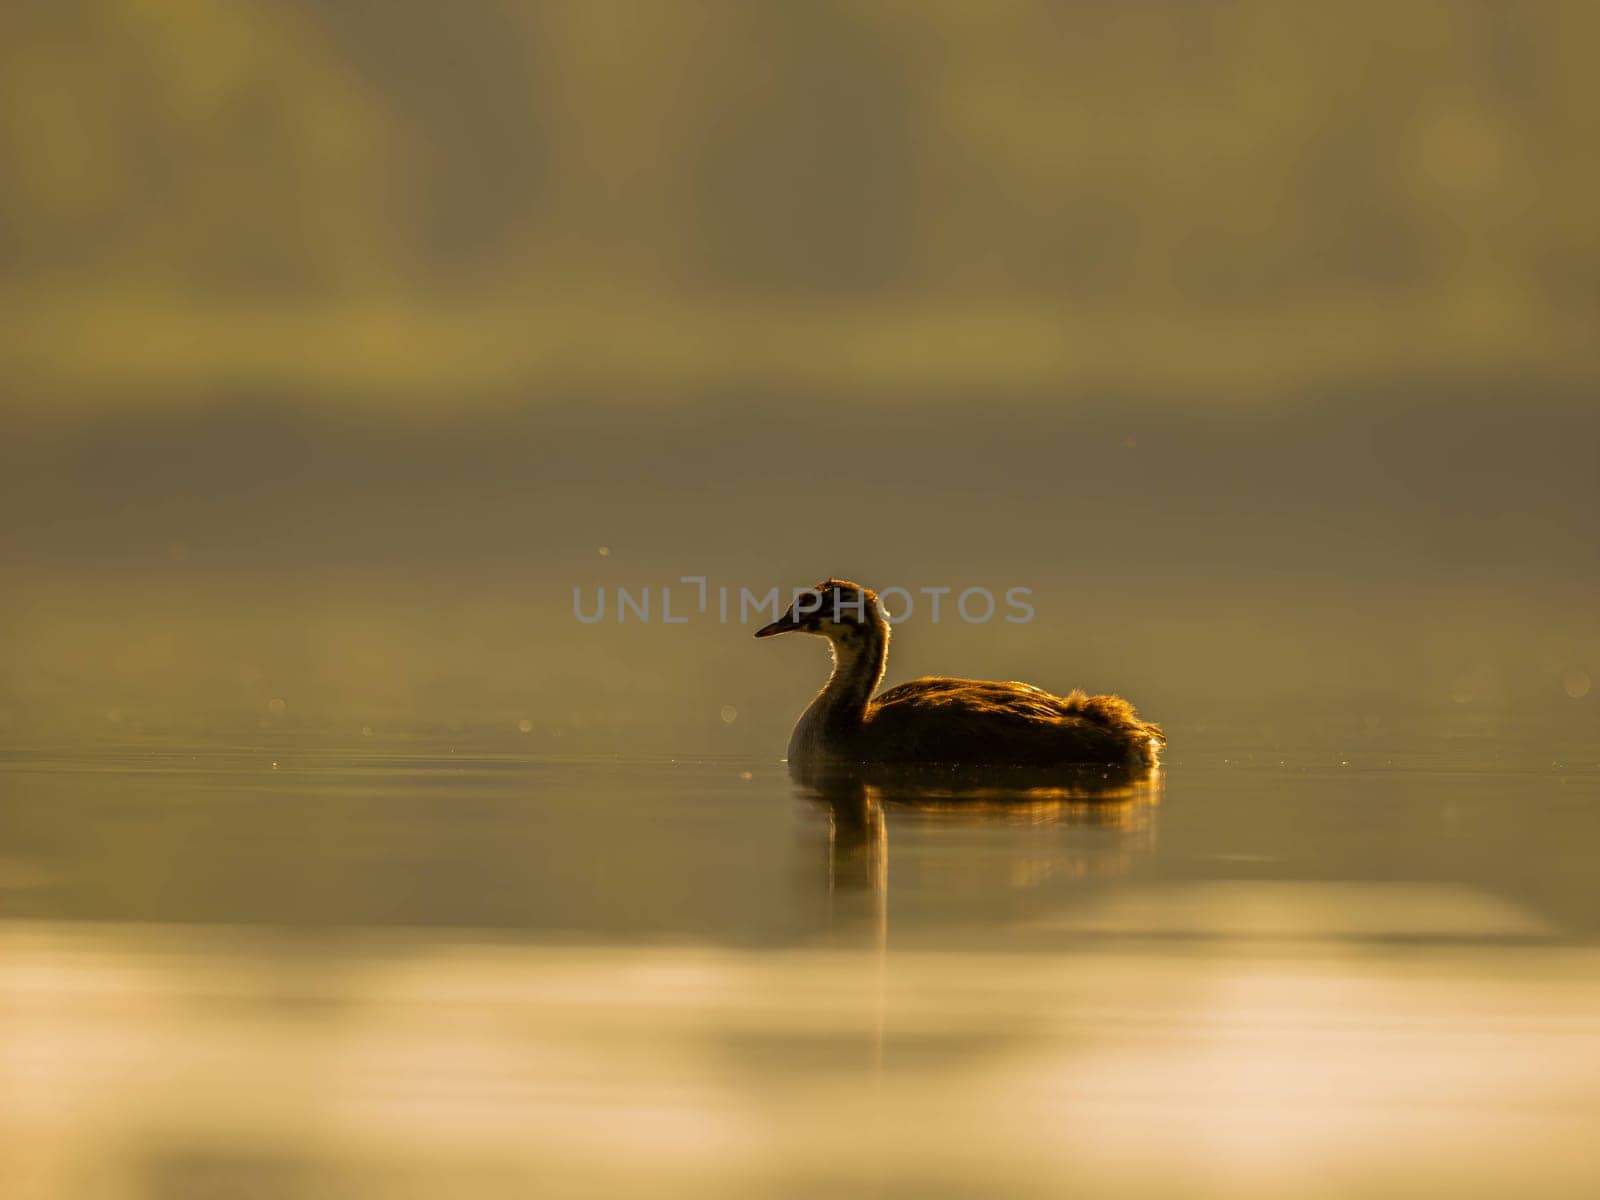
[1,0,1596,750]
[4,8,1600,1199]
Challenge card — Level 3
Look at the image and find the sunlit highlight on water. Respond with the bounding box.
[3,923,1599,1198]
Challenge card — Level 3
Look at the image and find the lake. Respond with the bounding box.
[3,714,1598,1197]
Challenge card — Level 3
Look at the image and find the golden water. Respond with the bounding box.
[4,722,1597,1197]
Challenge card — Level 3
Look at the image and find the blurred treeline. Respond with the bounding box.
[3,2,1597,737]
[2,0,1597,407]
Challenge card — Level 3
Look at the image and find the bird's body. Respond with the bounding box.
[758,579,1163,771]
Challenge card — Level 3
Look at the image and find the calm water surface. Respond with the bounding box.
[3,711,1598,1197]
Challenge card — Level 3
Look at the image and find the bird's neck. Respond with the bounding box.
[797,625,889,746]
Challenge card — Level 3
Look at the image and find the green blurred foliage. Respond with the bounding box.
[1,0,1597,402]
[3,1,1596,742]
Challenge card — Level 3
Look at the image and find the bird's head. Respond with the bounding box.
[754,579,885,646]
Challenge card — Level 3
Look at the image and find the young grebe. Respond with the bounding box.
[757,579,1164,770]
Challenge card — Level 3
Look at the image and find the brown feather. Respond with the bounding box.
[860,677,1164,768]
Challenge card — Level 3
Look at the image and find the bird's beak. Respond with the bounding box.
[754,613,798,638]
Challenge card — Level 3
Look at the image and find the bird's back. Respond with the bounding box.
[859,676,1164,768]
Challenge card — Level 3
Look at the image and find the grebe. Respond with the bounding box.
[756,579,1164,771]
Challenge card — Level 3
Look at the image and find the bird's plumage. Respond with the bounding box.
[863,676,1161,767]
[757,579,1163,770]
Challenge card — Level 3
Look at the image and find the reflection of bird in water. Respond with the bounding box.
[797,763,1163,1076]
[800,760,1164,908]
[756,579,1164,771]
[816,778,888,904]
